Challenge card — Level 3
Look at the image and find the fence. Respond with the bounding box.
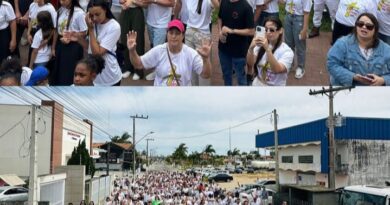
[86,175,111,204]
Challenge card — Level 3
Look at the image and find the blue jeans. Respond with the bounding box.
[147,25,167,47]
[379,32,390,45]
[284,14,306,69]
[258,12,279,27]
[218,50,247,86]
[33,62,48,69]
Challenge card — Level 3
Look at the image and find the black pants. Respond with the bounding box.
[119,7,145,78]
[332,20,354,45]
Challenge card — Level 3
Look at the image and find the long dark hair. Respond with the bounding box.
[87,0,115,20]
[37,11,55,45]
[353,12,380,49]
[253,16,283,78]
[57,0,82,30]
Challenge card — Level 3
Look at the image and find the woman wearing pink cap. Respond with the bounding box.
[127,19,212,86]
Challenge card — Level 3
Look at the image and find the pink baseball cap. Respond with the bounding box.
[168,19,185,33]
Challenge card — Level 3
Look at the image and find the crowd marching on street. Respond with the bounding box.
[99,171,273,205]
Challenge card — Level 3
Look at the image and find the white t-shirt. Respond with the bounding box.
[146,3,172,28]
[57,7,87,35]
[253,42,294,86]
[0,1,16,30]
[21,67,33,85]
[284,0,312,15]
[264,0,279,13]
[29,2,57,29]
[186,0,214,33]
[90,19,122,86]
[377,0,390,35]
[140,43,203,86]
[247,0,263,12]
[335,0,377,27]
[79,0,89,11]
[31,29,51,64]
[180,0,189,24]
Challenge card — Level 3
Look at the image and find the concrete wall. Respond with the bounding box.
[54,165,86,205]
[344,139,390,186]
[279,144,321,172]
[39,173,66,205]
[280,170,297,184]
[0,105,52,177]
[62,115,92,165]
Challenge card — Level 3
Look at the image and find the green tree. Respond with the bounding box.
[172,143,188,164]
[67,139,95,177]
[188,151,201,165]
[111,132,132,143]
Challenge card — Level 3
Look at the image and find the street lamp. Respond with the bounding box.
[133,131,154,176]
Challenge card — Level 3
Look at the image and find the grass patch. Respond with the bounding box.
[212,4,332,32]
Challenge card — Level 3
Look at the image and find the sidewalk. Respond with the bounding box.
[122,25,332,86]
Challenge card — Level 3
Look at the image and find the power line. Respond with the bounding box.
[159,111,273,140]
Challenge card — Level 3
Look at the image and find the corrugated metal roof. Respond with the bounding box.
[255,117,390,148]
[255,117,390,173]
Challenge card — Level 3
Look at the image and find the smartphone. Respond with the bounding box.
[256,26,266,38]
[361,75,374,81]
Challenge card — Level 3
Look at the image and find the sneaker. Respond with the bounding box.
[309,27,320,38]
[145,71,156,81]
[132,73,140,80]
[122,71,131,78]
[295,67,305,79]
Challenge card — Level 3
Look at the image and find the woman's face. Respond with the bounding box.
[89,6,107,24]
[265,21,281,43]
[60,0,72,8]
[356,16,375,40]
[74,63,95,86]
[167,28,184,48]
[0,77,20,86]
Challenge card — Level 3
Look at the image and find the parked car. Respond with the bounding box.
[208,173,233,183]
[0,186,28,202]
[256,179,276,190]
[247,167,255,173]
[234,168,243,174]
[239,188,276,204]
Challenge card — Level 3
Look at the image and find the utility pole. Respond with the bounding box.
[229,126,231,161]
[273,109,280,192]
[28,105,38,205]
[146,138,154,167]
[130,114,148,177]
[309,85,354,189]
[106,142,110,176]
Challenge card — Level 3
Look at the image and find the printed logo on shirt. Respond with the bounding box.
[59,19,68,34]
[232,11,239,19]
[31,18,38,28]
[345,2,359,17]
[286,0,295,14]
[378,0,390,12]
[260,62,272,82]
[163,64,182,86]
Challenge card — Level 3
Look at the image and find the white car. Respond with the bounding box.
[0,186,28,202]
[239,188,276,205]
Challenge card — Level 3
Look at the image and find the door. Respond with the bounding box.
[297,173,316,185]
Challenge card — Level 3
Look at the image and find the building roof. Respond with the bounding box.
[92,142,133,150]
[256,117,390,148]
[0,174,26,186]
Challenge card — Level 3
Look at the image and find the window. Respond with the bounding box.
[4,188,17,195]
[282,156,293,163]
[299,155,313,163]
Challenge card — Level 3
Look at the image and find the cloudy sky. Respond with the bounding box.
[0,87,389,156]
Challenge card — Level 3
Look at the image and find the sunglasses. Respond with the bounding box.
[355,21,375,31]
[265,27,278,33]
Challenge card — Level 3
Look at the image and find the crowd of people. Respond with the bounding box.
[98,171,276,205]
[0,0,389,86]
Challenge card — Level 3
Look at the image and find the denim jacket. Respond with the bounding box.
[327,34,390,86]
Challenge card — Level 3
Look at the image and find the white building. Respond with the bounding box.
[256,117,390,188]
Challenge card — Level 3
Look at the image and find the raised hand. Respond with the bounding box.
[196,39,212,58]
[85,12,94,29]
[127,31,138,51]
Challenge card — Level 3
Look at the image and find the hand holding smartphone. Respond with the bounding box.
[256,26,266,38]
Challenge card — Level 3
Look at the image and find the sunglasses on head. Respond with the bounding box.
[355,21,375,31]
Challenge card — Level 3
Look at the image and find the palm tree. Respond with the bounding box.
[172,143,188,164]
[111,132,132,143]
[202,144,215,164]
[188,151,201,165]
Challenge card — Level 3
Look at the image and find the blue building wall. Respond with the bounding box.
[255,117,390,173]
